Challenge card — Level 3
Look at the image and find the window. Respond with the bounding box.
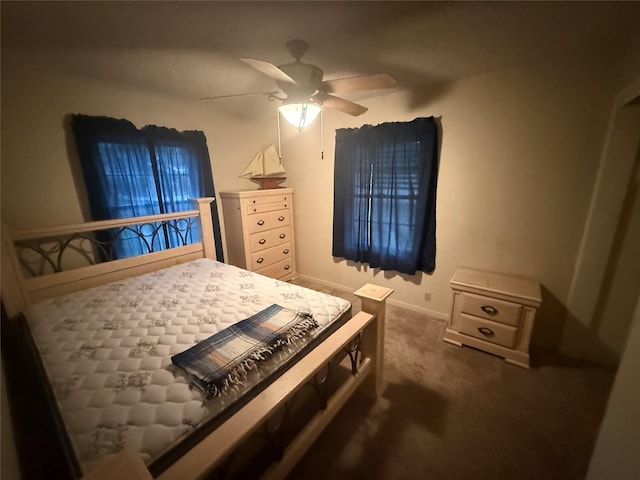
[332,117,439,275]
[71,115,224,260]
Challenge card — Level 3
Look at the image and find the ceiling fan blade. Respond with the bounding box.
[316,93,368,116]
[200,91,279,101]
[322,73,396,94]
[241,57,296,84]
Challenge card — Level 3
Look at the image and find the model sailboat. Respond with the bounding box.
[240,145,286,189]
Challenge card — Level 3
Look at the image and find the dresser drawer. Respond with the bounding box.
[246,209,290,234]
[251,243,292,270]
[458,313,518,348]
[460,292,522,327]
[256,258,294,279]
[271,225,292,246]
[243,193,292,213]
[270,209,290,227]
[248,230,272,252]
[246,212,273,234]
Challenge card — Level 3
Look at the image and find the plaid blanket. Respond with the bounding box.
[171,304,318,398]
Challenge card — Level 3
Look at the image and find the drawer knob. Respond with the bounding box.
[257,219,265,226]
[278,215,285,221]
[256,258,264,264]
[258,239,266,245]
[283,249,289,254]
[477,327,495,338]
[481,305,498,316]
[284,264,290,270]
[279,233,286,239]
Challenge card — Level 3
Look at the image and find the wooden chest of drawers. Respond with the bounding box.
[443,268,542,368]
[220,188,296,281]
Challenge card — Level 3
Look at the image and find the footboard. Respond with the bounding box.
[157,284,392,480]
[82,285,393,480]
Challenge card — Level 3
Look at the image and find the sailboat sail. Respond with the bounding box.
[240,145,286,179]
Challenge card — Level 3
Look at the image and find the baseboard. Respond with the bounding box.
[296,274,449,322]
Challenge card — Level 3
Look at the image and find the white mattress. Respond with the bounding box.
[24,258,351,475]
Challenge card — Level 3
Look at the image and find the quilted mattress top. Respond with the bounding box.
[24,258,351,475]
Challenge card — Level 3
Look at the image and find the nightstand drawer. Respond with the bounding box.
[460,292,522,327]
[458,313,518,348]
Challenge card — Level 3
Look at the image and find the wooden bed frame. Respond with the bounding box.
[1,198,393,480]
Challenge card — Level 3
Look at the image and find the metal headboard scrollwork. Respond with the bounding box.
[1,197,216,319]
[14,216,201,278]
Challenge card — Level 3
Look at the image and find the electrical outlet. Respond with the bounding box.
[424,292,432,302]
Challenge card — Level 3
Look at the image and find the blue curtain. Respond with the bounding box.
[71,115,224,261]
[332,117,439,275]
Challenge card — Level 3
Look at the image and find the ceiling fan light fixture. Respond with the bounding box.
[278,102,321,129]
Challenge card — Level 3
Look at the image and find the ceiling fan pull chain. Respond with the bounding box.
[320,109,324,160]
[276,109,283,163]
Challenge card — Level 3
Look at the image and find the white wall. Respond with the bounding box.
[586,295,640,480]
[577,103,640,366]
[285,45,626,356]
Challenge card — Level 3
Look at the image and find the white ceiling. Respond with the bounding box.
[2,1,640,118]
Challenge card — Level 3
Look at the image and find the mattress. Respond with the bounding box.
[23,258,351,476]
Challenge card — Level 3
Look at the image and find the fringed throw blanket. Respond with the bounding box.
[171,304,318,398]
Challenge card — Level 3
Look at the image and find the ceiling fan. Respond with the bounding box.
[202,39,397,126]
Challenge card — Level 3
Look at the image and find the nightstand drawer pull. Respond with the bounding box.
[258,239,266,245]
[481,305,498,316]
[278,215,285,221]
[478,327,495,338]
[257,219,265,226]
[256,258,264,264]
[284,264,290,270]
[279,233,286,239]
[283,248,289,254]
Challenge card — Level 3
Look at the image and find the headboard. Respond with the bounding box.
[1,198,217,318]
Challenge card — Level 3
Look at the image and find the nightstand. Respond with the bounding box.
[443,268,542,368]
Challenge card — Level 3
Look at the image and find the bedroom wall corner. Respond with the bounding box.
[586,294,640,479]
[561,75,640,366]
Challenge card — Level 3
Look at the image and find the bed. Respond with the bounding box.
[1,198,392,479]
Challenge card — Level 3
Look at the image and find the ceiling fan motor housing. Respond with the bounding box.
[277,63,323,100]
